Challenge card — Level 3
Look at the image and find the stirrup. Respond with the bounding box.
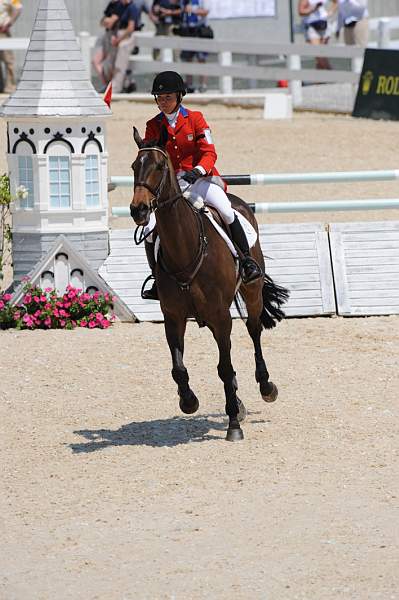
[240,257,263,285]
[141,275,159,300]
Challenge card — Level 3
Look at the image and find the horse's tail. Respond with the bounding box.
[260,274,290,329]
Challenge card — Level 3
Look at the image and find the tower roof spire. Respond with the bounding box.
[0,0,111,118]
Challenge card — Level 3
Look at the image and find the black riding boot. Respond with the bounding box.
[229,216,263,284]
[142,241,159,300]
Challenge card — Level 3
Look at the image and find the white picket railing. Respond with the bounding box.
[1,16,399,106]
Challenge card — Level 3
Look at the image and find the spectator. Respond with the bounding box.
[0,0,22,94]
[298,0,336,70]
[336,0,368,47]
[180,0,210,93]
[92,0,125,89]
[111,0,139,93]
[151,0,181,59]
[132,0,152,31]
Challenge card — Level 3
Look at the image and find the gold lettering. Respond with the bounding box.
[394,77,399,95]
[376,75,386,94]
[386,76,395,95]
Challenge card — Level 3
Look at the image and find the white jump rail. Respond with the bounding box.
[110,168,399,189]
[112,198,399,217]
[110,166,399,217]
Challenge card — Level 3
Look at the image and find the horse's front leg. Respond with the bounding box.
[164,315,199,414]
[212,314,245,442]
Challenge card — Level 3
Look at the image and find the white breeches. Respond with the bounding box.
[188,179,235,224]
[144,179,235,243]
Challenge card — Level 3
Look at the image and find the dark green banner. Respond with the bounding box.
[353,48,399,121]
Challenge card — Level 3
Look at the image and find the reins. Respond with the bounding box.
[132,146,208,290]
[157,201,208,291]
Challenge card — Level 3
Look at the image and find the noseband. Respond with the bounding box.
[133,147,181,211]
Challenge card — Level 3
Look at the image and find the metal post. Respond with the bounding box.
[288,0,295,43]
[160,47,173,63]
[219,51,233,94]
[351,55,363,75]
[79,31,91,77]
[377,18,390,49]
[288,53,302,107]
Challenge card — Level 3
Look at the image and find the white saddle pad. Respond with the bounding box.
[204,208,257,257]
[154,208,257,261]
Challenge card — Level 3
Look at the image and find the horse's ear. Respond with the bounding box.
[133,126,143,149]
[158,125,168,149]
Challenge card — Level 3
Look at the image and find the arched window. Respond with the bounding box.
[47,142,71,209]
[85,155,100,207]
[84,142,100,208]
[17,142,34,209]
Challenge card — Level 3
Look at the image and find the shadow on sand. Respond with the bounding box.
[70,413,226,452]
[69,412,264,452]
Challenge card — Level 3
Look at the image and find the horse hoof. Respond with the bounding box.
[237,398,247,423]
[261,381,278,403]
[179,393,199,415]
[226,427,244,442]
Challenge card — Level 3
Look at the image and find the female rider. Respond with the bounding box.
[141,70,262,300]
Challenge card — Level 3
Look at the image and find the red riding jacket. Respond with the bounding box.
[144,106,222,177]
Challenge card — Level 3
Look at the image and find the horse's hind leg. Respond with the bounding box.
[211,315,244,441]
[164,316,199,414]
[245,292,278,403]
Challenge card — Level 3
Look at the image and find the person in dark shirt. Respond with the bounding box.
[92,1,125,87]
[111,0,139,92]
[151,0,181,59]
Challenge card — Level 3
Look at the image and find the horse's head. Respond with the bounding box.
[130,126,169,225]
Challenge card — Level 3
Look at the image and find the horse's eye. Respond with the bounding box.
[155,162,164,171]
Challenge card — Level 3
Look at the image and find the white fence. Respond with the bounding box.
[1,16,399,106]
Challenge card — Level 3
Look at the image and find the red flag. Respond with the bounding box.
[103,82,112,108]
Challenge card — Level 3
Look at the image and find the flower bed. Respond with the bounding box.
[0,283,115,330]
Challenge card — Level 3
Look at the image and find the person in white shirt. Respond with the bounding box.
[336,0,368,46]
[298,0,336,69]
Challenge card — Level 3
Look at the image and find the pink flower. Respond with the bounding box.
[23,314,34,327]
[80,320,88,327]
[59,320,66,328]
[23,294,32,304]
[34,310,42,318]
[44,317,52,327]
[3,293,11,301]
[88,321,96,328]
[40,295,46,302]
[44,287,53,293]
[33,296,40,303]
[0,301,4,310]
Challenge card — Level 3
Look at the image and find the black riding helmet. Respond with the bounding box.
[151,71,187,96]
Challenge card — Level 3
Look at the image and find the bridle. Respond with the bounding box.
[133,147,182,212]
[132,147,208,291]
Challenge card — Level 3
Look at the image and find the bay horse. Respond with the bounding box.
[130,126,289,442]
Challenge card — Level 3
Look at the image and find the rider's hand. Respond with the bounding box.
[181,168,203,184]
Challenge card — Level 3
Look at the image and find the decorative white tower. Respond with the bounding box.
[0,0,111,283]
